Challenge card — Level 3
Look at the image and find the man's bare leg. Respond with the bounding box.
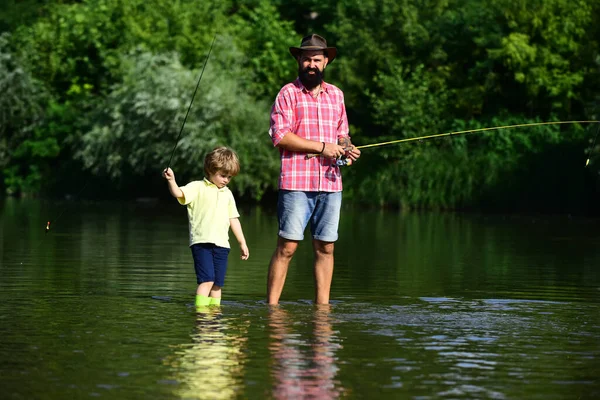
[267,237,299,305]
[313,239,335,304]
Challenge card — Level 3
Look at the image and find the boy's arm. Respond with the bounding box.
[167,180,184,199]
[163,168,184,199]
[230,218,249,260]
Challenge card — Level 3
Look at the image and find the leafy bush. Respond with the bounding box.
[76,48,279,200]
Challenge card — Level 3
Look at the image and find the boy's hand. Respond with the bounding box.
[240,243,249,260]
[163,168,175,181]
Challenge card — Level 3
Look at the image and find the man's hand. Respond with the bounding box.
[321,142,346,159]
[305,137,361,161]
[338,137,361,164]
[345,144,361,163]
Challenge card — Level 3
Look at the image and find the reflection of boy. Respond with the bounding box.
[163,146,249,308]
[166,311,249,399]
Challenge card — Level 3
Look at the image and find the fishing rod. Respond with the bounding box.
[307,120,600,164]
[166,33,217,170]
[43,35,217,235]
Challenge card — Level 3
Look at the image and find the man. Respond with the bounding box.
[267,34,361,305]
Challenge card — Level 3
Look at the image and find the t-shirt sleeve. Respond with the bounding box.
[178,181,200,205]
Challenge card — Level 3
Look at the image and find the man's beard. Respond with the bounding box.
[299,66,325,90]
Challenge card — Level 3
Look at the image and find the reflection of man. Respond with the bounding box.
[268,306,343,399]
[268,34,361,305]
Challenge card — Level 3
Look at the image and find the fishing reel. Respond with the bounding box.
[334,154,351,166]
[334,137,353,167]
[305,137,355,166]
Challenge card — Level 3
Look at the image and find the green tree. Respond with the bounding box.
[0,33,51,195]
[230,0,299,99]
[4,0,599,210]
[7,0,291,198]
[76,49,279,200]
[0,0,49,33]
[12,0,232,96]
[331,0,599,209]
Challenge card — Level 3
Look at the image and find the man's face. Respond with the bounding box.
[298,50,328,89]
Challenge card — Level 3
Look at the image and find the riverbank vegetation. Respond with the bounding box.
[2,0,599,213]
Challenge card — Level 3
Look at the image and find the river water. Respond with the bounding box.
[1,198,599,399]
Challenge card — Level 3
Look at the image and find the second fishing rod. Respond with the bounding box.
[307,120,600,166]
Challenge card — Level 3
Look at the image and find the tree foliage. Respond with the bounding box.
[77,49,278,199]
[1,0,599,212]
[332,0,600,210]
[0,33,51,195]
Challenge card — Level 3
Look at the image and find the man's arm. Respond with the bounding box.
[270,88,344,158]
[278,133,346,159]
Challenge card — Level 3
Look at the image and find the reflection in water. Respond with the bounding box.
[268,306,344,399]
[2,199,599,399]
[166,309,248,399]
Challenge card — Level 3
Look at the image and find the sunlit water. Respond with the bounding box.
[1,198,599,399]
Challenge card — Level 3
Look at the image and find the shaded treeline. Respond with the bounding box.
[1,0,599,213]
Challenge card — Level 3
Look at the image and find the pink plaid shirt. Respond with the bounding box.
[269,78,350,192]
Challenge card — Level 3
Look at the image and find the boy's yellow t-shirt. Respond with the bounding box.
[178,178,240,248]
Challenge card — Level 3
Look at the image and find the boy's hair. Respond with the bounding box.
[204,146,240,177]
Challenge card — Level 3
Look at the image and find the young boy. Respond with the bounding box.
[163,146,249,308]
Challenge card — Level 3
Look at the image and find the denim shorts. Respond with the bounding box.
[277,190,342,242]
[190,243,230,287]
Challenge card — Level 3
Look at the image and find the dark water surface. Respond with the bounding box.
[1,198,599,399]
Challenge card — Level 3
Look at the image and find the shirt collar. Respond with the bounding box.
[203,177,226,191]
[295,77,328,94]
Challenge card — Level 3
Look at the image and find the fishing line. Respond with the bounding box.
[44,181,90,234]
[166,33,217,170]
[355,120,600,150]
[586,122,600,167]
[307,120,600,163]
[22,182,90,264]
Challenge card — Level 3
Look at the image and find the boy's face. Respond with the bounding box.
[209,171,232,189]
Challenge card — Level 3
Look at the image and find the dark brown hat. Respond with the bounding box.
[289,34,337,63]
